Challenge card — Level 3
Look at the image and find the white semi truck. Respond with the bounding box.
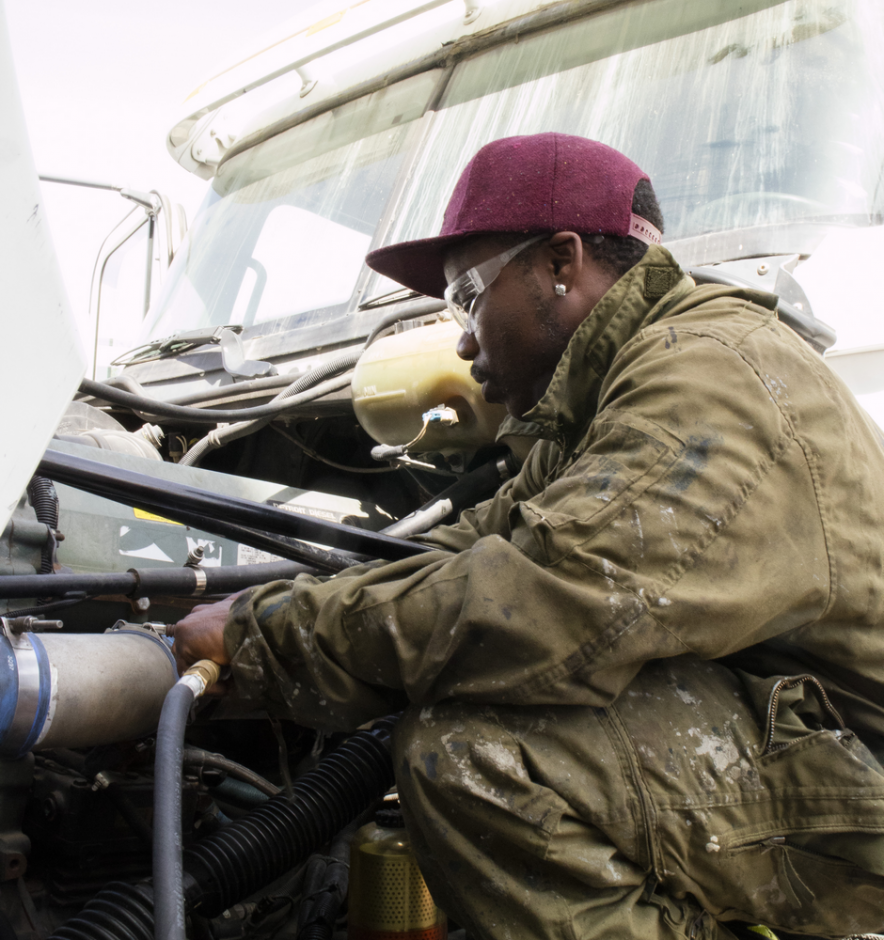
[0,0,882,937]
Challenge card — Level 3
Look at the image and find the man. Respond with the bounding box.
[173,134,884,939]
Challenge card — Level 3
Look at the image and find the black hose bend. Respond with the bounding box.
[182,749,280,798]
[48,718,398,940]
[26,476,59,575]
[51,882,155,940]
[153,683,197,940]
[183,718,397,917]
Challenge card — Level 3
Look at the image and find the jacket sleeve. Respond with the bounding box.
[224,321,831,730]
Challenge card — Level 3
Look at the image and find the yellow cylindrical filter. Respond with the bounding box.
[351,320,507,455]
[348,805,446,940]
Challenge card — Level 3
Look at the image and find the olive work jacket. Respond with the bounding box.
[224,245,884,742]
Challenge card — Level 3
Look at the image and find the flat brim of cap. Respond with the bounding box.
[365,232,478,300]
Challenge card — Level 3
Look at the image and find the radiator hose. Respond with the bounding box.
[154,661,223,940]
[49,718,397,940]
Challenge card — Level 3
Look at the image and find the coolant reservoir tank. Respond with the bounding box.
[349,804,446,940]
[352,320,507,455]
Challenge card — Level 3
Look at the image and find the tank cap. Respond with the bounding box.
[375,806,405,829]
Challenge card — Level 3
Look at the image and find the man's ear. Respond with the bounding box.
[544,232,584,291]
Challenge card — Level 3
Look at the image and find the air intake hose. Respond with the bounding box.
[49,719,397,940]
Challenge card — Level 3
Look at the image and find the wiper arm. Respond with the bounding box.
[111,325,244,367]
[358,287,423,310]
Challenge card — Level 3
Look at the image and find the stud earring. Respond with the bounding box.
[554,283,567,296]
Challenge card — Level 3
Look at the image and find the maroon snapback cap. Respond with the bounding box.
[365,133,654,299]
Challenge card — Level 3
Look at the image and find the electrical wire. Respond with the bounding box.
[270,424,399,474]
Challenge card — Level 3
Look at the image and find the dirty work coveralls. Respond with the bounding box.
[223,246,884,938]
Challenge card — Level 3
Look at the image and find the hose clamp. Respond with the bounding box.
[192,567,207,596]
[0,632,52,757]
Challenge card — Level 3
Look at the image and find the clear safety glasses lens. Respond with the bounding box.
[444,235,545,333]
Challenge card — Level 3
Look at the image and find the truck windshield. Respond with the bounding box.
[142,69,442,343]
[376,0,884,287]
[144,0,883,344]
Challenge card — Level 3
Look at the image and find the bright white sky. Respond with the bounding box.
[6,0,326,356]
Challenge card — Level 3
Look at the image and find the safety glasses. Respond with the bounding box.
[444,235,546,333]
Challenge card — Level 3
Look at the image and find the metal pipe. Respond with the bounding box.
[0,625,179,758]
[37,449,430,563]
[38,174,122,191]
[182,748,281,798]
[143,213,155,318]
[0,560,319,600]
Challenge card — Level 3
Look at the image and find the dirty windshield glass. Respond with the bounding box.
[142,70,441,343]
[371,0,884,291]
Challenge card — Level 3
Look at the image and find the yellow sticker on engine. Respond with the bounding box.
[134,508,182,525]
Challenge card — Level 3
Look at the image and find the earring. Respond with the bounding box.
[554,283,567,296]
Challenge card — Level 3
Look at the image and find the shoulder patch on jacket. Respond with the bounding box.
[644,267,680,299]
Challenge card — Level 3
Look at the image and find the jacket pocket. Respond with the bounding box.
[718,832,884,935]
[735,670,850,756]
[509,419,680,566]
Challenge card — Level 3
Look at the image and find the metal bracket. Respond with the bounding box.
[0,617,63,638]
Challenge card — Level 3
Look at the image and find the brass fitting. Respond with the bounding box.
[179,659,223,698]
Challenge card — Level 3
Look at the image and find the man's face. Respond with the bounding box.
[444,236,577,420]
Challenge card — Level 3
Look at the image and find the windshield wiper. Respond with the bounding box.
[111,325,245,367]
[358,287,424,310]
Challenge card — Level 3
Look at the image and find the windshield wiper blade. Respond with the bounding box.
[111,325,244,367]
[358,287,423,310]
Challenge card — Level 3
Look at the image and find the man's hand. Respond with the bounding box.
[171,593,240,678]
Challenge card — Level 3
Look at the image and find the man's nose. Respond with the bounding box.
[456,329,478,361]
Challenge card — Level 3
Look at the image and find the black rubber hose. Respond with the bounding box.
[51,882,155,940]
[154,682,197,940]
[0,561,318,600]
[38,449,430,563]
[47,720,397,940]
[27,476,60,575]
[78,375,350,425]
[210,777,270,809]
[183,718,397,917]
[362,299,446,347]
[417,456,512,520]
[182,749,280,798]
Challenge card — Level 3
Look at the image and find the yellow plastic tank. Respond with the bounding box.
[348,805,447,940]
[351,320,507,455]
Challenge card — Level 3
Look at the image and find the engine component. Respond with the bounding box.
[0,622,177,758]
[348,804,446,940]
[49,719,398,940]
[26,757,200,909]
[54,401,164,461]
[351,320,507,455]
[179,348,362,468]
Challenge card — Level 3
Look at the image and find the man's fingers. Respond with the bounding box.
[170,595,236,675]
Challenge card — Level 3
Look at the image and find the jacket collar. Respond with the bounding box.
[521,245,693,448]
